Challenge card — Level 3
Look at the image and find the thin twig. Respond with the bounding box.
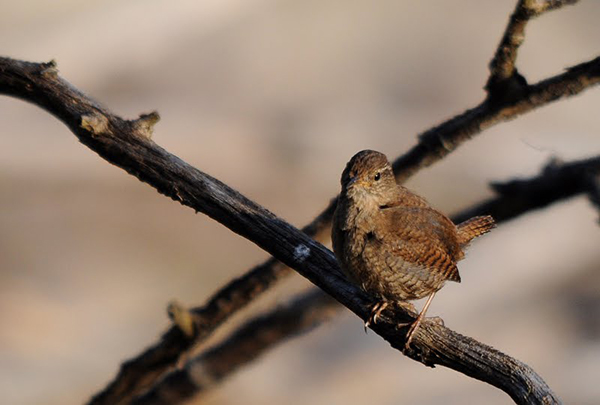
[485,0,578,97]
[0,56,578,404]
[133,154,600,404]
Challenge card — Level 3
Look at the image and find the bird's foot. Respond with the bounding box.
[402,313,426,351]
[404,320,420,350]
[402,291,437,351]
[402,315,445,350]
[364,301,388,332]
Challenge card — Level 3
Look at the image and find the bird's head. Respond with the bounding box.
[340,150,397,206]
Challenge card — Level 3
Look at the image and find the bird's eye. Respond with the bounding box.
[374,172,381,181]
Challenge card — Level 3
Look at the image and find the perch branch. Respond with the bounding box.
[75,14,598,401]
[22,1,589,399]
[133,153,600,404]
[0,56,576,404]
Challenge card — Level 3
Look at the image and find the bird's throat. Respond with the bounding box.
[343,194,379,233]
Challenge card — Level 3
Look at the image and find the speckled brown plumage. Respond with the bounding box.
[332,150,495,347]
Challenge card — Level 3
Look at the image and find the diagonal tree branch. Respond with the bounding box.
[2,2,597,397]
[0,56,581,404]
[132,289,338,405]
[74,4,599,398]
[17,1,583,400]
[134,153,600,404]
[92,48,599,405]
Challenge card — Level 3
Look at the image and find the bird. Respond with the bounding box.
[332,150,495,348]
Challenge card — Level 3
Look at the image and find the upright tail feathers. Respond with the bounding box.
[457,215,496,247]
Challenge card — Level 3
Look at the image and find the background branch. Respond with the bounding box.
[453,155,600,223]
[584,172,600,223]
[0,56,570,404]
[133,290,337,405]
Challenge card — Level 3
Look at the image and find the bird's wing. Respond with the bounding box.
[375,206,462,282]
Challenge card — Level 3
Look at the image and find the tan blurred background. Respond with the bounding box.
[1,1,600,404]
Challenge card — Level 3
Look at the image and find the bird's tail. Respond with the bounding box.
[457,215,496,247]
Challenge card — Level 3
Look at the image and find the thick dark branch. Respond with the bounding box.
[43,0,599,394]
[0,57,567,404]
[131,290,338,405]
[135,154,600,404]
[585,173,600,223]
[79,49,600,404]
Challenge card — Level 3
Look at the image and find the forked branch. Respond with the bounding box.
[1,54,589,403]
[65,2,598,399]
[485,0,578,97]
[133,290,338,405]
[47,0,595,400]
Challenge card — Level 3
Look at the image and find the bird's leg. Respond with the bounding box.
[364,300,389,332]
[404,291,436,349]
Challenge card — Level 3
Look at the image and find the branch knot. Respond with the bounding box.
[80,113,110,136]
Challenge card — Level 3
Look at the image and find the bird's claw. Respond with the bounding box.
[364,301,388,332]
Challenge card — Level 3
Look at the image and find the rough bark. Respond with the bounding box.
[2,53,589,403]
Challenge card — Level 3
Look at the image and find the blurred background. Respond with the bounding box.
[1,0,600,404]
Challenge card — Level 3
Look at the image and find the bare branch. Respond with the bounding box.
[132,290,338,405]
[397,55,600,183]
[453,155,600,223]
[134,154,600,404]
[0,56,572,404]
[75,48,600,403]
[485,0,578,97]
[584,172,600,223]
[0,3,581,399]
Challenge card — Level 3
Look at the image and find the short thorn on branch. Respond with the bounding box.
[132,111,160,139]
[167,300,196,339]
[40,59,58,78]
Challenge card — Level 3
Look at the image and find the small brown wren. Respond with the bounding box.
[332,150,495,348]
